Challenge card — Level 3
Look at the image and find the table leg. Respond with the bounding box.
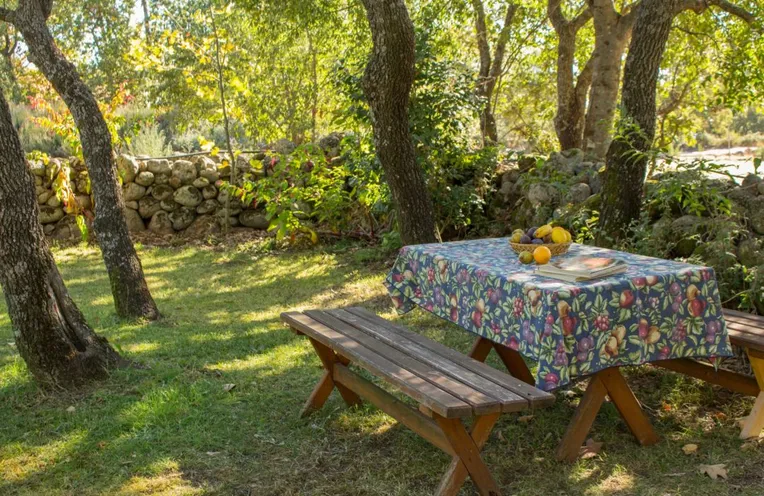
[740,349,764,439]
[555,368,659,462]
[301,338,362,416]
[468,337,535,386]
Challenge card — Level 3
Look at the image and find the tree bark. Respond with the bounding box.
[472,0,518,146]
[360,0,437,245]
[582,0,636,159]
[10,0,159,320]
[141,0,152,41]
[548,0,593,151]
[0,86,125,389]
[598,0,678,245]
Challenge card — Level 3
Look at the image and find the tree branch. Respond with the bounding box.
[675,0,756,23]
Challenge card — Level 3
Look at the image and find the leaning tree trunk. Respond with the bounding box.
[12,0,159,320]
[0,86,124,389]
[597,0,678,245]
[360,0,437,245]
[583,0,635,159]
[548,0,593,151]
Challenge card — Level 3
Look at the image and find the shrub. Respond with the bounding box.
[125,123,172,157]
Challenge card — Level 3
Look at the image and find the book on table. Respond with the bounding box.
[535,256,627,282]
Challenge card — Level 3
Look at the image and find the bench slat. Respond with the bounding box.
[724,309,764,327]
[282,312,473,418]
[345,307,555,408]
[306,310,502,415]
[328,308,529,413]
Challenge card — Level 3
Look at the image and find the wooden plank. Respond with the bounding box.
[436,413,500,496]
[345,307,554,408]
[492,343,536,386]
[740,353,764,439]
[307,338,363,409]
[724,309,764,328]
[598,368,659,447]
[300,370,335,417]
[653,358,760,397]
[333,364,455,456]
[281,312,472,418]
[329,309,528,412]
[469,337,494,362]
[435,415,502,496]
[556,375,608,462]
[728,328,764,350]
[307,310,500,415]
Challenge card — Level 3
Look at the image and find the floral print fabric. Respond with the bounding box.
[385,238,732,391]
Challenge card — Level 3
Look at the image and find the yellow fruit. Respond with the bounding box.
[518,251,534,264]
[551,226,568,244]
[564,230,572,243]
[510,231,524,243]
[534,224,553,238]
[533,246,552,265]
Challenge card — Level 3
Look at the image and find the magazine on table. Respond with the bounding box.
[536,256,627,282]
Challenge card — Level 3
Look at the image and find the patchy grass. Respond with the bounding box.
[1,243,762,495]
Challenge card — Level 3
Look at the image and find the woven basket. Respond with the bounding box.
[509,241,572,256]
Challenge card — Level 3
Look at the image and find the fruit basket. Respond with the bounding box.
[509,241,572,256]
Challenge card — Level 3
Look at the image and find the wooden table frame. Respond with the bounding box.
[468,336,659,462]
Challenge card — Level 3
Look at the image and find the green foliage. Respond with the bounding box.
[646,160,733,218]
[125,122,172,157]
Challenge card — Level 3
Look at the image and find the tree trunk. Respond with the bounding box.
[360,0,437,245]
[548,0,593,151]
[141,0,151,41]
[12,0,159,320]
[472,0,517,146]
[0,86,125,389]
[583,0,635,159]
[597,0,677,245]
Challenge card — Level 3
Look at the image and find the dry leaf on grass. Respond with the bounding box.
[682,443,698,455]
[579,438,603,459]
[497,431,506,443]
[698,464,727,480]
[223,383,236,392]
[66,406,76,413]
[517,415,534,423]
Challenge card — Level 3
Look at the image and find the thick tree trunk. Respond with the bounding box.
[12,0,159,320]
[360,0,437,245]
[0,86,124,389]
[548,0,592,151]
[583,0,635,159]
[598,0,678,245]
[472,0,517,146]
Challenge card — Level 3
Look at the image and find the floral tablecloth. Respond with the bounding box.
[385,238,732,391]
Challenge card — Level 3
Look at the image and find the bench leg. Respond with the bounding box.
[435,413,501,496]
[555,368,659,462]
[301,337,362,417]
[468,337,535,386]
[741,351,764,439]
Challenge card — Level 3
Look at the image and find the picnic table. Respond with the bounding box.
[385,238,734,461]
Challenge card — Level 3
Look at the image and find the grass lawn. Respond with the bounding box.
[1,242,762,495]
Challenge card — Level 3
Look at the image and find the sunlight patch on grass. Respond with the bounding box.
[122,342,161,354]
[0,356,29,388]
[588,468,636,495]
[0,429,89,484]
[116,469,204,496]
[210,342,309,376]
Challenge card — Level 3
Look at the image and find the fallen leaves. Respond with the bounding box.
[66,406,76,413]
[223,383,236,392]
[698,463,727,480]
[579,438,603,460]
[517,415,534,423]
[682,443,698,455]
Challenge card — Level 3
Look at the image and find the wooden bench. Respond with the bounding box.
[655,309,764,438]
[281,307,555,496]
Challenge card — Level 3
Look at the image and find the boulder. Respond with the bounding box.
[199,168,220,183]
[169,207,196,230]
[135,171,155,187]
[193,177,210,189]
[50,215,82,241]
[319,132,343,157]
[39,206,65,224]
[153,172,170,185]
[527,183,559,207]
[75,195,92,211]
[116,154,139,183]
[270,138,296,155]
[738,238,764,267]
[549,149,583,175]
[147,158,171,175]
[502,169,521,185]
[34,175,42,186]
[123,182,146,202]
[196,199,219,215]
[168,174,183,189]
[741,174,761,189]
[172,160,197,185]
[160,199,181,212]
[568,183,592,205]
[173,185,203,207]
[148,211,174,235]
[239,210,270,229]
[29,160,46,177]
[151,184,174,201]
[758,182,764,196]
[123,208,146,232]
[46,195,62,208]
[671,215,709,257]
[184,215,219,238]
[125,201,139,210]
[75,175,90,194]
[749,197,764,235]
[37,191,53,205]
[138,197,163,219]
[202,184,218,199]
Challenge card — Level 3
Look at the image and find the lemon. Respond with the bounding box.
[551,226,567,244]
[533,246,552,265]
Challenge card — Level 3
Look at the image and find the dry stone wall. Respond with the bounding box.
[30,153,270,241]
